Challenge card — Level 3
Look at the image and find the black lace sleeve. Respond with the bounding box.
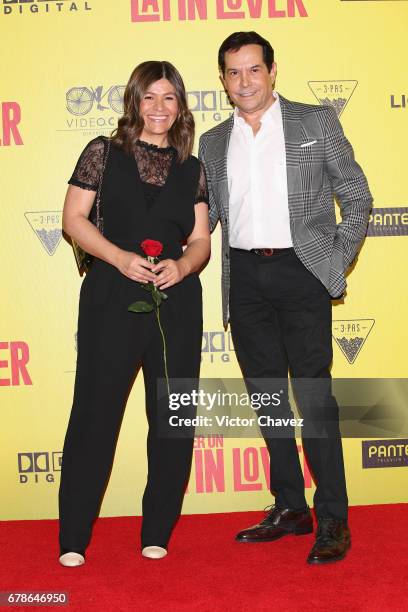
[194,161,209,205]
[68,137,105,191]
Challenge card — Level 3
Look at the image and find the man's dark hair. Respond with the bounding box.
[218,31,274,75]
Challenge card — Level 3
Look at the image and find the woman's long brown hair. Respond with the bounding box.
[111,61,194,162]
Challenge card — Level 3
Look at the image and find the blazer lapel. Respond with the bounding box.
[214,114,234,223]
[279,94,302,200]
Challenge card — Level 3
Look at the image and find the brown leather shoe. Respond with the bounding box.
[236,505,313,543]
[307,518,351,564]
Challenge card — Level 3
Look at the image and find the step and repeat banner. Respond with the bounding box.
[1,0,407,520]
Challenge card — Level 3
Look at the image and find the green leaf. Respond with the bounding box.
[128,301,154,313]
[152,291,162,306]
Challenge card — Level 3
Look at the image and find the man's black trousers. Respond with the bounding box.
[229,247,348,520]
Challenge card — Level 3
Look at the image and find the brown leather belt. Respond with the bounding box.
[231,247,293,257]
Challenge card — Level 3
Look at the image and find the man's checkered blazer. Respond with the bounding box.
[198,94,373,328]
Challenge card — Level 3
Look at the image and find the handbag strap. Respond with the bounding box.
[95,137,111,233]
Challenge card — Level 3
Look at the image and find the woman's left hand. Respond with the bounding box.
[152,258,189,290]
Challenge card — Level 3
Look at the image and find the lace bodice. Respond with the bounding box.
[69,137,209,205]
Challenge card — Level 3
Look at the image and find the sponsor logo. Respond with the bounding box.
[0,102,23,146]
[367,207,408,237]
[332,319,375,364]
[17,451,62,483]
[2,0,92,16]
[202,331,234,363]
[131,0,308,22]
[308,80,358,116]
[66,85,125,116]
[187,90,233,125]
[0,342,32,387]
[25,211,62,255]
[60,84,125,136]
[362,439,408,469]
[391,95,408,109]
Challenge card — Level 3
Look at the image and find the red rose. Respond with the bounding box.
[141,239,163,258]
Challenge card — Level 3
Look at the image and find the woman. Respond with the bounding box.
[58,61,210,566]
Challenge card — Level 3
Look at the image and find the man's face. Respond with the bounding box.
[221,44,277,116]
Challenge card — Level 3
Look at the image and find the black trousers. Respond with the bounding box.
[229,248,348,521]
[59,261,202,551]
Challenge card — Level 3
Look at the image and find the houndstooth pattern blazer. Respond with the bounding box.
[198,94,373,328]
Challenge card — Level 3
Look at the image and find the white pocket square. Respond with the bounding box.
[300,140,317,148]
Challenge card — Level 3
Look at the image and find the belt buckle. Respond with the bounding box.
[259,248,274,257]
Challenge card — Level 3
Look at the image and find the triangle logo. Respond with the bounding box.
[332,319,375,364]
[25,211,62,256]
[308,80,358,116]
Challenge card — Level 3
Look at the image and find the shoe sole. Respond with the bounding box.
[236,527,314,543]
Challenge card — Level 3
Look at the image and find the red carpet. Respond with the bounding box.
[1,504,407,611]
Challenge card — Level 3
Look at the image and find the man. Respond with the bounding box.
[199,31,372,564]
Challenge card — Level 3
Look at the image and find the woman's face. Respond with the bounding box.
[139,78,179,145]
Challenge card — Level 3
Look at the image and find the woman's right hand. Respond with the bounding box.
[115,251,157,283]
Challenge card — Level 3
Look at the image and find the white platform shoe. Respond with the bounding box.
[142,546,167,559]
[59,552,85,567]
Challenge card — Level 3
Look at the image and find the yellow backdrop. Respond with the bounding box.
[1,0,407,520]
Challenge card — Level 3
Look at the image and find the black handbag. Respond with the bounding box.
[72,138,111,273]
